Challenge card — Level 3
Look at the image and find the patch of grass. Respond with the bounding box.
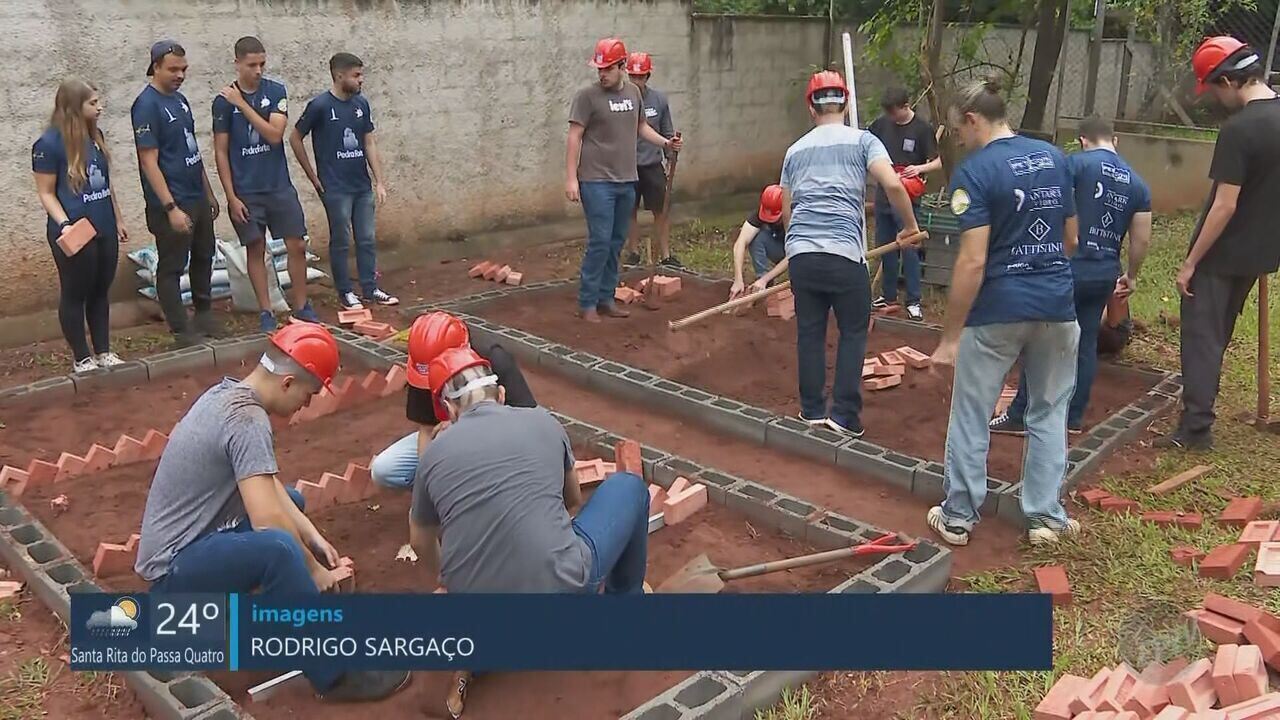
[0,658,52,720]
[755,685,816,720]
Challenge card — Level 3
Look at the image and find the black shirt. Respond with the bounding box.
[405,342,537,425]
[745,209,784,237]
[1195,97,1280,276]
[868,113,938,204]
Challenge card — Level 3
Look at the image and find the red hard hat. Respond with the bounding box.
[591,38,628,69]
[758,184,784,223]
[895,165,927,200]
[806,71,849,106]
[627,52,652,75]
[406,312,470,390]
[1192,36,1252,95]
[269,322,340,389]
[428,346,493,419]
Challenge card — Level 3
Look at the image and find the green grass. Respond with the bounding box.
[755,686,817,720]
[0,658,51,720]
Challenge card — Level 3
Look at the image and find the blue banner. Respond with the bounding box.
[71,593,1052,672]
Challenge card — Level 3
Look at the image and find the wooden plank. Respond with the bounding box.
[1147,464,1212,496]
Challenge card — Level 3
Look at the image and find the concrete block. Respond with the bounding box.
[769,495,818,538]
[0,375,74,406]
[70,361,148,392]
[694,469,743,505]
[699,396,772,445]
[652,457,704,489]
[141,345,215,380]
[724,481,785,529]
[764,416,846,464]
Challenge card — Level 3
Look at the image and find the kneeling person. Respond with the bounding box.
[729,185,787,299]
[135,323,408,702]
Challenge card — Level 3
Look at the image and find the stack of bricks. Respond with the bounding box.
[1076,487,1208,528]
[0,429,169,498]
[655,477,707,526]
[92,533,142,578]
[766,289,795,320]
[1185,595,1280,672]
[289,366,408,425]
[293,461,377,510]
[574,458,617,487]
[337,308,373,326]
[353,319,397,341]
[636,275,682,299]
[864,350,907,391]
[468,260,523,286]
[614,286,643,305]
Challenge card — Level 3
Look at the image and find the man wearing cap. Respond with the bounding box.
[1157,36,1280,451]
[136,322,410,702]
[566,37,683,323]
[132,40,223,347]
[749,71,922,437]
[728,185,787,299]
[621,51,679,269]
[369,311,537,490]
[868,87,940,322]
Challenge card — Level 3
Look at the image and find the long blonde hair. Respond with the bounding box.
[50,78,109,192]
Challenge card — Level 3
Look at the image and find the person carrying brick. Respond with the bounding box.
[621,51,680,269]
[747,70,922,436]
[409,346,650,717]
[990,115,1152,437]
[926,77,1080,548]
[1155,36,1280,451]
[136,322,409,702]
[728,185,787,300]
[566,37,683,323]
[369,311,537,489]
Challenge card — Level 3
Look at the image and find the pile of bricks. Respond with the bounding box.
[1186,594,1280,667]
[614,286,643,305]
[0,429,169,498]
[575,458,617,487]
[649,477,708,526]
[92,533,142,578]
[636,275,682,299]
[468,260,523,286]
[863,346,930,392]
[289,366,408,425]
[293,461,378,510]
[766,289,794,320]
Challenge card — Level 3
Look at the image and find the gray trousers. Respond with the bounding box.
[1178,269,1258,438]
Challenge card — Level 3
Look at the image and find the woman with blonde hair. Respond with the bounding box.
[32,78,128,373]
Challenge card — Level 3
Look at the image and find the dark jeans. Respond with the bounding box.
[1177,270,1257,439]
[47,233,117,361]
[789,252,872,423]
[149,488,340,692]
[874,204,921,305]
[321,189,377,297]
[571,472,649,594]
[146,198,215,333]
[578,181,637,310]
[1006,278,1115,428]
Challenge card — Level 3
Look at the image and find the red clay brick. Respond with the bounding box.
[1142,511,1180,526]
[1256,543,1280,588]
[1239,521,1280,546]
[653,276,682,298]
[864,375,903,391]
[648,484,667,516]
[337,378,372,411]
[668,477,691,497]
[1033,565,1072,607]
[1219,692,1280,719]
[1166,658,1216,712]
[1219,497,1264,528]
[1034,673,1087,720]
[1170,546,1205,567]
[332,557,356,593]
[139,429,168,461]
[862,360,879,378]
[1080,488,1112,507]
[1175,513,1204,530]
[494,265,512,283]
[468,261,492,278]
[294,479,332,510]
[1205,593,1270,626]
[880,350,906,366]
[92,533,141,578]
[112,434,145,464]
[0,467,29,497]
[1147,464,1213,496]
[360,370,387,397]
[614,439,643,476]
[1153,708,1191,720]
[1200,544,1253,580]
[662,483,707,526]
[574,459,605,487]
[504,271,523,286]
[482,263,502,281]
[1232,644,1267,702]
[1243,619,1280,672]
[1212,644,1242,708]
[1100,496,1140,515]
[1126,657,1189,717]
[55,452,86,482]
[1071,668,1112,714]
[0,581,22,600]
[81,444,117,474]
[1098,663,1138,712]
[382,365,408,396]
[615,286,642,305]
[353,320,393,339]
[25,459,57,487]
[873,363,906,376]
[337,308,373,325]
[314,473,346,507]
[1187,609,1247,645]
[343,463,374,502]
[895,345,932,369]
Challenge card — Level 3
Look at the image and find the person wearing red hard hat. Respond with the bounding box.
[566,38,684,323]
[868,86,942,321]
[135,321,411,703]
[727,185,787,300]
[747,70,922,437]
[368,311,536,490]
[1155,36,1280,451]
[621,51,681,269]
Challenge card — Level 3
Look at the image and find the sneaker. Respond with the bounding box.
[871,296,889,310]
[339,292,364,310]
[318,670,411,703]
[906,303,924,322]
[826,416,865,438]
[192,311,222,338]
[72,357,100,374]
[1028,518,1082,547]
[597,302,631,318]
[1152,431,1212,452]
[1068,423,1084,436]
[446,670,471,718]
[659,255,685,270]
[365,288,400,307]
[623,250,642,265]
[95,352,125,368]
[989,412,1027,436]
[926,506,970,546]
[293,302,321,323]
[260,310,279,333]
[797,412,828,427]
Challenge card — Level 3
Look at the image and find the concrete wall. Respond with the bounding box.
[2,0,824,315]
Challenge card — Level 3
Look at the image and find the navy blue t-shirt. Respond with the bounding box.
[1067,148,1151,283]
[32,128,118,241]
[294,91,375,195]
[947,135,1076,326]
[212,78,292,195]
[131,85,207,208]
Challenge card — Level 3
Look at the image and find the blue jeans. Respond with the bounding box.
[748,226,786,277]
[874,204,922,305]
[940,321,1080,531]
[321,189,377,297]
[578,181,637,311]
[789,252,871,424]
[370,432,418,489]
[149,488,341,692]
[571,472,649,594]
[1006,278,1114,428]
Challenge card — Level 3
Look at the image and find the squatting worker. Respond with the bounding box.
[212,35,320,333]
[991,115,1151,437]
[136,322,410,702]
[132,40,223,347]
[565,37,683,323]
[868,86,941,322]
[927,77,1081,548]
[409,347,650,717]
[621,51,680,269]
[369,311,537,489]
[748,71,922,437]
[1157,37,1280,451]
[728,185,787,299]
[32,78,129,375]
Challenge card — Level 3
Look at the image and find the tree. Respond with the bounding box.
[1020,0,1071,130]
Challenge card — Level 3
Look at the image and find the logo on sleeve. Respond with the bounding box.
[135,125,151,137]
[355,107,364,119]
[644,106,658,119]
[277,98,288,113]
[950,188,971,215]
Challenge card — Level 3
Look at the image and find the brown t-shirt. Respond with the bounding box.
[569,81,643,183]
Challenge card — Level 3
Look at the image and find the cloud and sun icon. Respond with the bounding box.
[85,597,140,636]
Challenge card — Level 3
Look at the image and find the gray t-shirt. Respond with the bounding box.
[410,402,591,593]
[569,81,643,183]
[635,86,674,168]
[135,379,279,581]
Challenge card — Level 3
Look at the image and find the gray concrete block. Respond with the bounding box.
[995,483,1026,526]
[652,457,704,489]
[912,462,946,504]
[591,362,663,404]
[1153,375,1183,397]
[0,375,75,406]
[0,506,27,527]
[730,669,819,719]
[124,669,203,720]
[764,417,846,464]
[804,518,854,551]
[694,396,771,445]
[142,345,215,380]
[690,469,740,505]
[70,361,149,392]
[553,415,607,450]
[767,494,818,538]
[881,546,953,593]
[871,559,912,584]
[189,704,245,720]
[835,578,886,593]
[724,481,785,529]
[209,333,270,368]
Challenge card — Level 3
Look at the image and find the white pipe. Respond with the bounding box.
[842,32,858,128]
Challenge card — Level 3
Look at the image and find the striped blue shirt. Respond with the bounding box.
[779,123,889,264]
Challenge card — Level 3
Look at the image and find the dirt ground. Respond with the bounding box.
[475,272,1160,481]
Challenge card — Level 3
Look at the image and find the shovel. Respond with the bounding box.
[656,532,917,594]
[642,133,681,311]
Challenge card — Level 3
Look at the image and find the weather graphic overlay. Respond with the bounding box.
[71,594,229,671]
[85,596,140,637]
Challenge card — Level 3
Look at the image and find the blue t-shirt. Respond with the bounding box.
[131,85,207,208]
[779,123,889,265]
[294,91,375,195]
[32,128,118,241]
[947,135,1076,326]
[212,78,292,196]
[1067,148,1151,283]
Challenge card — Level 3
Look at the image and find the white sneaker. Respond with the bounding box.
[1028,518,1082,546]
[72,357,100,374]
[926,506,970,546]
[96,352,125,368]
[366,288,400,307]
[339,292,364,310]
[906,303,925,322]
